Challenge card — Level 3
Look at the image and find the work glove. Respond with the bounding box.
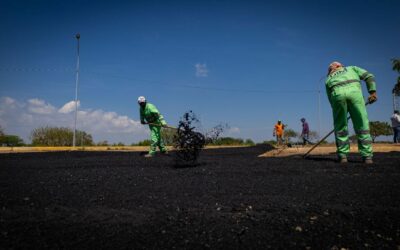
[141,121,147,125]
[368,92,377,104]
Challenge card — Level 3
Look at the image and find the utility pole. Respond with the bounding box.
[73,33,80,147]
[317,76,324,138]
[318,87,321,138]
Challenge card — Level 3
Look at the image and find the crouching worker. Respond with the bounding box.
[138,96,168,157]
[325,62,377,164]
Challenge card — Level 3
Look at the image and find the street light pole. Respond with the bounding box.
[73,33,80,148]
[317,76,324,138]
[318,87,321,137]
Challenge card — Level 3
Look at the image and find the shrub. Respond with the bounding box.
[31,126,93,146]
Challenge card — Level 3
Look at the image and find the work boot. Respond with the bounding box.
[144,153,154,158]
[363,157,373,164]
[338,156,348,164]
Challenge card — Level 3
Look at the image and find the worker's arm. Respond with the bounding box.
[351,66,377,103]
[139,109,146,124]
[350,66,376,93]
[147,103,167,126]
[325,80,332,104]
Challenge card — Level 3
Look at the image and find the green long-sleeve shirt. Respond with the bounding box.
[139,103,166,124]
[325,66,376,102]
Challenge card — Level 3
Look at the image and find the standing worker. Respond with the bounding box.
[325,61,377,164]
[138,96,168,157]
[390,110,400,143]
[300,118,311,145]
[273,120,285,146]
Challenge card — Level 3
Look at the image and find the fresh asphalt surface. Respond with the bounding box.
[0,145,399,249]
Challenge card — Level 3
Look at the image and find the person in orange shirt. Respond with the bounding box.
[273,120,285,146]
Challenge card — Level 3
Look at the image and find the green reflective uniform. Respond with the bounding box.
[325,66,376,159]
[140,103,167,155]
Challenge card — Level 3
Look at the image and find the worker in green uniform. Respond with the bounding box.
[325,62,377,164]
[138,96,168,157]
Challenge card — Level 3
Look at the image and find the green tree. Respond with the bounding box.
[392,58,400,73]
[0,125,4,137]
[262,140,277,146]
[76,130,94,146]
[161,128,178,146]
[97,140,109,146]
[308,131,319,141]
[284,129,298,142]
[31,126,93,146]
[245,139,255,146]
[0,126,25,146]
[134,140,151,146]
[208,137,254,146]
[297,130,319,143]
[369,121,393,143]
[0,135,25,146]
[392,58,400,95]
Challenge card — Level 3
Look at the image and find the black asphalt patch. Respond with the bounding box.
[0,145,399,249]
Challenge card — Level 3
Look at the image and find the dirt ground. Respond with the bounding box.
[0,145,399,249]
[260,143,400,158]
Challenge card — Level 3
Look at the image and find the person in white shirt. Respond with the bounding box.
[390,110,400,143]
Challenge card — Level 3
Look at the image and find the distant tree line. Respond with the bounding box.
[30,126,93,146]
[207,137,255,146]
[369,121,392,142]
[132,127,255,147]
[0,119,395,147]
[0,126,25,146]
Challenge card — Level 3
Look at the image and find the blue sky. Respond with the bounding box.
[1,0,399,144]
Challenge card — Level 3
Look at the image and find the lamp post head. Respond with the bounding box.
[76,33,80,39]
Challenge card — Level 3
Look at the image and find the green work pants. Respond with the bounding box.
[149,125,166,155]
[329,84,373,158]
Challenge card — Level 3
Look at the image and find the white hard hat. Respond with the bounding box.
[138,96,146,103]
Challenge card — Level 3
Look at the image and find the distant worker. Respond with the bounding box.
[325,61,377,164]
[390,110,400,143]
[273,120,285,146]
[138,96,168,157]
[300,118,312,145]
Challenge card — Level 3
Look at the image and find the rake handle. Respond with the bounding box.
[145,122,178,130]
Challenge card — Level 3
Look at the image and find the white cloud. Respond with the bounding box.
[195,63,208,77]
[27,98,56,114]
[58,100,80,114]
[0,96,148,143]
[4,96,16,106]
